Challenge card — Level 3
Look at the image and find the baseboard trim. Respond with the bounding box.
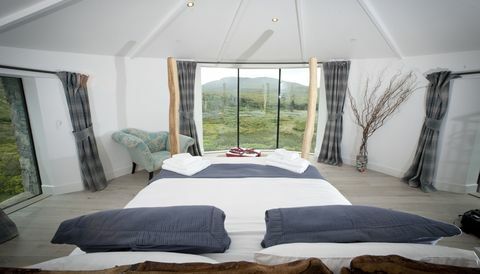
[105,165,132,180]
[342,156,404,178]
[40,166,134,195]
[435,181,478,194]
[42,182,84,195]
[342,156,477,194]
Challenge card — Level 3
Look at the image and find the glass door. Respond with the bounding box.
[0,77,41,209]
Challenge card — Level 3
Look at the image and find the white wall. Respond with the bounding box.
[22,77,83,194]
[1,44,479,194]
[343,58,428,177]
[342,50,480,193]
[124,57,169,131]
[0,46,169,194]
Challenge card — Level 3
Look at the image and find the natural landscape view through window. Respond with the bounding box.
[0,77,41,208]
[201,67,318,152]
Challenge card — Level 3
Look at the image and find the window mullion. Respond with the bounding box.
[236,68,240,148]
[276,69,281,149]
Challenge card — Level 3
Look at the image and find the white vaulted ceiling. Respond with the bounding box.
[0,0,479,61]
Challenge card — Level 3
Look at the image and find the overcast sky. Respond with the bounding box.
[200,67,320,87]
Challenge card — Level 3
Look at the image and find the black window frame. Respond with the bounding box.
[202,66,319,151]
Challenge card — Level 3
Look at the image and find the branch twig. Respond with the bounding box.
[349,70,419,157]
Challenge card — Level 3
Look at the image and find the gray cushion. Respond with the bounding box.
[261,205,461,248]
[51,206,231,254]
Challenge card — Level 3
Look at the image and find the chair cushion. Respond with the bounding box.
[152,151,171,170]
[123,128,150,140]
[146,132,168,152]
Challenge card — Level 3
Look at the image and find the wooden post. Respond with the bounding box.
[167,57,180,155]
[301,57,318,159]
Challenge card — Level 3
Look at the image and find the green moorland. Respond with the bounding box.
[202,77,317,151]
[0,83,24,203]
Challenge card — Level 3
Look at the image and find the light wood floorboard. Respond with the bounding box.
[0,159,479,267]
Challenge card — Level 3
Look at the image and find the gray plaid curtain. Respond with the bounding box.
[317,61,351,166]
[57,72,107,192]
[403,71,457,192]
[177,61,202,156]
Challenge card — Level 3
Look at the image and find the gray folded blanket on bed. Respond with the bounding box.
[153,163,324,181]
[261,205,461,247]
[51,206,231,254]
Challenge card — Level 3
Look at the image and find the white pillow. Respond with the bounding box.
[254,243,479,274]
[27,251,218,271]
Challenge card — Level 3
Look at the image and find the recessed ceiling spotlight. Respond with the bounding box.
[272,17,279,22]
[187,1,194,7]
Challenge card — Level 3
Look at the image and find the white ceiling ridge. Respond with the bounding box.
[356,0,403,59]
[295,0,306,62]
[215,0,247,62]
[0,0,72,33]
[127,1,186,58]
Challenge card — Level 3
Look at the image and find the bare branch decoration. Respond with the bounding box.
[348,70,421,163]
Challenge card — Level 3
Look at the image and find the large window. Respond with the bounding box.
[239,69,279,149]
[201,68,238,151]
[202,67,319,152]
[0,77,42,209]
[279,68,318,150]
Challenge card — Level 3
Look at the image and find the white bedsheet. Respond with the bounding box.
[123,159,350,262]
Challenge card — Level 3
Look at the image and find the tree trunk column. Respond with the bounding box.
[301,57,318,159]
[167,57,180,155]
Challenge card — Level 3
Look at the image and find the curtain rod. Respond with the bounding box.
[180,60,323,65]
[3,62,475,76]
[0,64,57,75]
[452,70,480,76]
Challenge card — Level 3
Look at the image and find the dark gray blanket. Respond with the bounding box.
[51,206,231,254]
[153,164,324,181]
[261,205,462,247]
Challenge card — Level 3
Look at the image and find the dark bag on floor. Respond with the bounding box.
[0,209,18,244]
[461,209,480,237]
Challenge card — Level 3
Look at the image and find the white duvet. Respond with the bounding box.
[125,177,350,262]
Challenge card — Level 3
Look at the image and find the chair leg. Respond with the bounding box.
[149,172,153,180]
[131,162,137,174]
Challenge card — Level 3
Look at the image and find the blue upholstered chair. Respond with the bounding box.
[112,128,195,180]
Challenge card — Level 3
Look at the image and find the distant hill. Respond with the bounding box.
[202,77,308,95]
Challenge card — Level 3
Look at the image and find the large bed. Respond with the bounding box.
[30,157,479,272]
[125,157,350,262]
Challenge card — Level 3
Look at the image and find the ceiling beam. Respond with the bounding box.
[0,0,72,33]
[216,0,247,62]
[356,0,403,58]
[128,1,186,58]
[295,0,306,62]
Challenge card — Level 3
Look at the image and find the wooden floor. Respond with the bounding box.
[1,157,479,267]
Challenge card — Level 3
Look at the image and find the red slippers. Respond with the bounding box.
[226,147,261,157]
